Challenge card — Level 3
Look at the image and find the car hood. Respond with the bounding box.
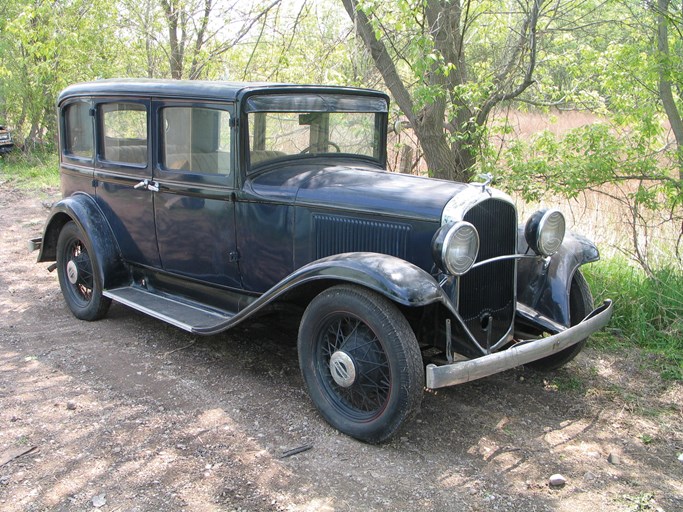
[248,163,470,221]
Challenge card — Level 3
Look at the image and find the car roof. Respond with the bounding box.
[57,79,388,105]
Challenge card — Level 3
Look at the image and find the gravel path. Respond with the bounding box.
[1,184,681,511]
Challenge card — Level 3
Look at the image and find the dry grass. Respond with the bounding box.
[387,110,682,270]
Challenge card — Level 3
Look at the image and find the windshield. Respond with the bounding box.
[246,93,387,169]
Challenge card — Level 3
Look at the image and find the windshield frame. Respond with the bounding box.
[242,92,388,174]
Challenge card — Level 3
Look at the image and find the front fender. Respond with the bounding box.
[38,193,128,289]
[517,230,599,327]
[193,252,451,335]
[283,252,446,307]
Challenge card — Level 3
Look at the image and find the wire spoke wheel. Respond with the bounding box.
[56,221,111,321]
[318,315,391,418]
[65,239,94,305]
[298,285,423,443]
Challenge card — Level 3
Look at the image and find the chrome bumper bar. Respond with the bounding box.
[425,300,613,389]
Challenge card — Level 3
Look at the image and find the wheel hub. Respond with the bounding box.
[329,351,356,388]
[66,260,79,285]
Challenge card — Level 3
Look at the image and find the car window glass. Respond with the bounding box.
[248,111,379,167]
[101,103,147,165]
[161,107,232,176]
[64,102,93,159]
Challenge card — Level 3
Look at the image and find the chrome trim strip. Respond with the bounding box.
[425,300,613,389]
[441,184,515,225]
[103,289,194,332]
[103,288,232,332]
[471,253,540,269]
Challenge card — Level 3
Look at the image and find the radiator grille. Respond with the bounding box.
[459,199,517,350]
[314,214,410,259]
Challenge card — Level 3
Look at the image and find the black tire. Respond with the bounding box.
[56,221,111,321]
[298,285,424,443]
[525,270,593,371]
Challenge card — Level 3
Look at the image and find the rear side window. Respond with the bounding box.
[161,106,232,175]
[101,103,148,165]
[63,102,93,159]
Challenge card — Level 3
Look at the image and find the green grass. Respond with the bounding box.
[584,256,683,381]
[0,150,59,189]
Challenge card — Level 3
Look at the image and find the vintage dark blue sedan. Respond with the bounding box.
[31,79,612,442]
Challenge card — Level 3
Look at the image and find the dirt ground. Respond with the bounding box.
[1,183,682,512]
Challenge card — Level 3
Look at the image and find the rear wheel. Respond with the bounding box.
[298,285,424,443]
[56,221,111,321]
[525,270,593,371]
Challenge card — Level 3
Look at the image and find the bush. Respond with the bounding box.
[583,257,683,380]
[0,150,59,189]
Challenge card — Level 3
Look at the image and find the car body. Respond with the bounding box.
[0,125,14,154]
[31,79,612,443]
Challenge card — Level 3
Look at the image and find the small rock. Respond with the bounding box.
[678,453,683,463]
[0,476,10,485]
[607,452,621,465]
[549,474,567,487]
[583,471,597,481]
[66,402,77,411]
[92,494,106,508]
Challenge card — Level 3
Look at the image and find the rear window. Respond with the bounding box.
[63,102,93,159]
[101,103,148,165]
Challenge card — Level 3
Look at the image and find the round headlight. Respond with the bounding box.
[524,209,565,256]
[432,221,480,276]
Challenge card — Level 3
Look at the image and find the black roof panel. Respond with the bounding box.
[58,79,387,105]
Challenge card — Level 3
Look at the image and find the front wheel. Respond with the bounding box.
[56,221,111,321]
[298,285,424,443]
[525,270,593,371]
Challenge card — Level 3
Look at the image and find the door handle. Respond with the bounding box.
[134,179,159,192]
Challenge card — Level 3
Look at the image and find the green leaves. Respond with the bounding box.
[0,0,121,144]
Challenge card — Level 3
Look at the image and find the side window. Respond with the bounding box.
[101,103,147,165]
[63,102,93,159]
[161,106,231,175]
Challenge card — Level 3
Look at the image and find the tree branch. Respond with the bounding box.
[477,0,541,125]
[341,0,417,124]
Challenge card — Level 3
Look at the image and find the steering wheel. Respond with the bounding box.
[299,142,341,154]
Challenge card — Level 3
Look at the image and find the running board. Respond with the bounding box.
[104,286,235,333]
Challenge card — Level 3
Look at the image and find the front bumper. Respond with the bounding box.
[426,299,613,389]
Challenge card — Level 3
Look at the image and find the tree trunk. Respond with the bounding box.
[656,0,683,180]
[161,0,183,79]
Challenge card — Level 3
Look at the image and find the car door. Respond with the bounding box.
[94,98,160,268]
[152,100,241,289]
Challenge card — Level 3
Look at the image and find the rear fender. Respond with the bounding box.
[517,229,599,327]
[38,193,128,289]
